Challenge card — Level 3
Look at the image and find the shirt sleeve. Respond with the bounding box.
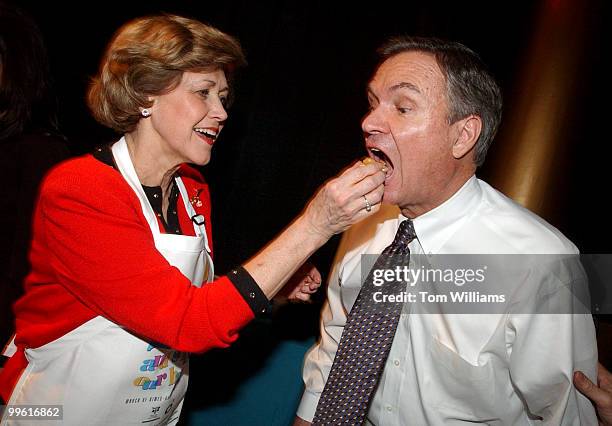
[38,162,257,353]
[297,231,356,421]
[506,259,598,425]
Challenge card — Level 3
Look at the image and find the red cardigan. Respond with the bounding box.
[0,154,254,401]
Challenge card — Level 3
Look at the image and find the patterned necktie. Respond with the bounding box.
[313,219,417,425]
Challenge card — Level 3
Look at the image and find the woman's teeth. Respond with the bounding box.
[194,128,217,140]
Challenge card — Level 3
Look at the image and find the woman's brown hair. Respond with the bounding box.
[87,14,246,133]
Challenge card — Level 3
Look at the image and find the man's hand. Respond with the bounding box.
[574,363,612,426]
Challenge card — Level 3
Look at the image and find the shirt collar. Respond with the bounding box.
[400,175,482,254]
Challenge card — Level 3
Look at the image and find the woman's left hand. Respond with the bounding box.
[275,263,322,303]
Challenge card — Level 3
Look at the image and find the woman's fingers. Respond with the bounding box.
[303,159,386,238]
[325,162,385,213]
[340,161,387,193]
[294,292,311,302]
[308,266,322,284]
[308,279,321,291]
[347,180,386,213]
[342,161,386,207]
[349,172,386,204]
[301,282,319,293]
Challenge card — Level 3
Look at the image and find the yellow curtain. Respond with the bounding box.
[487,0,588,223]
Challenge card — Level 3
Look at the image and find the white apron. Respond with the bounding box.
[2,137,214,425]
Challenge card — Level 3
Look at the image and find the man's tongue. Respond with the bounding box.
[371,148,393,175]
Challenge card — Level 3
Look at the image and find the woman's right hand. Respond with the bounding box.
[243,159,386,300]
[302,160,387,241]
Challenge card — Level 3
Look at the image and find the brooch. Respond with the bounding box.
[190,188,203,208]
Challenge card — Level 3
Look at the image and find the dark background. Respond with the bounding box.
[15,0,608,270]
[11,0,610,420]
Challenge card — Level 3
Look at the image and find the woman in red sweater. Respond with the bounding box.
[0,14,386,425]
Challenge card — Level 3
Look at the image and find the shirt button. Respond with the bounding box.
[249,292,256,299]
[386,405,393,412]
[172,210,177,215]
[153,193,159,198]
[393,359,400,367]
[175,229,180,234]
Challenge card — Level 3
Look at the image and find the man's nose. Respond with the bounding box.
[361,107,386,135]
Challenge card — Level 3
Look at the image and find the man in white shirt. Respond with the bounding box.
[295,36,598,425]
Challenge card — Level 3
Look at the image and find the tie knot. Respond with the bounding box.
[393,219,416,247]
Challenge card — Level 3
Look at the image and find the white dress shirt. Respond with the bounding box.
[298,175,598,425]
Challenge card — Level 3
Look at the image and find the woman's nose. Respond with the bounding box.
[210,98,228,123]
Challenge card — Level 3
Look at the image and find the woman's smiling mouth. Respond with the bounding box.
[194,127,218,146]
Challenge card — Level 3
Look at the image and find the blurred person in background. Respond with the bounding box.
[0,1,70,346]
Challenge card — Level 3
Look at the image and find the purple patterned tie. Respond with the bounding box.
[313,219,416,425]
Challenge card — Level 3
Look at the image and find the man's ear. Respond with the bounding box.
[452,115,482,159]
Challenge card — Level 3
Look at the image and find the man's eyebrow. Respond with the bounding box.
[389,82,421,94]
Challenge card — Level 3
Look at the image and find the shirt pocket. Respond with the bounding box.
[426,337,500,423]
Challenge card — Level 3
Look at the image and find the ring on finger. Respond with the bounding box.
[363,195,372,212]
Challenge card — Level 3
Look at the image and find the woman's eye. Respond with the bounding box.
[220,97,228,107]
[397,106,411,114]
[198,89,209,98]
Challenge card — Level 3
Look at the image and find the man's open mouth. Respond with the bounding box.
[368,147,393,179]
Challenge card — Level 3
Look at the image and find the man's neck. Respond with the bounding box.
[399,169,475,219]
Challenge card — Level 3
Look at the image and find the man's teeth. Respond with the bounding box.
[194,128,217,139]
[370,148,391,169]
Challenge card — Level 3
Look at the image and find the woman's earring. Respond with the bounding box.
[141,108,151,117]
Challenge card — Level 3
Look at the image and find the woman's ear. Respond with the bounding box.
[139,96,156,117]
[452,115,482,159]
